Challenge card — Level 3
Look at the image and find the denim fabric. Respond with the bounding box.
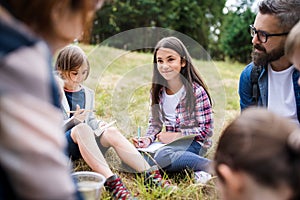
[239,62,267,109]
[65,130,82,160]
[148,140,211,172]
[239,62,300,122]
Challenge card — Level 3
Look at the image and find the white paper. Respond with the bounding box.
[137,134,198,153]
[137,142,166,153]
[94,120,116,137]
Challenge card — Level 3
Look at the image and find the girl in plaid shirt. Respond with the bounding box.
[133,37,213,177]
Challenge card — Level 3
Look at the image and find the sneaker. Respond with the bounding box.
[105,174,135,200]
[144,165,177,192]
[194,171,212,184]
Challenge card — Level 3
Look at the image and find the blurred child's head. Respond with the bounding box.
[214,107,300,200]
[285,20,300,81]
[1,0,103,52]
[55,45,90,83]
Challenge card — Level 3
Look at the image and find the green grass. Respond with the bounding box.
[73,44,244,199]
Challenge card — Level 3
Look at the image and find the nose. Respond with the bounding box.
[160,63,169,70]
[252,33,261,45]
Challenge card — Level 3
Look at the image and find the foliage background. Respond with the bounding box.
[74,1,258,198]
[89,0,257,63]
[74,44,244,199]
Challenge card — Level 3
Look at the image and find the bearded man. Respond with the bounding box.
[238,0,300,124]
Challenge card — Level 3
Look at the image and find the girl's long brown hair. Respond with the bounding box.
[151,36,211,117]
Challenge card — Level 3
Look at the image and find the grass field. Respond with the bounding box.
[73,44,244,199]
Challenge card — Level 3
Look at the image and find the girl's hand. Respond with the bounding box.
[132,137,151,148]
[73,104,88,122]
[157,131,182,144]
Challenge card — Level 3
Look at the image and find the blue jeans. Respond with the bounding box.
[143,139,211,172]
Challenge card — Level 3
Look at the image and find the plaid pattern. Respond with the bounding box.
[146,82,213,148]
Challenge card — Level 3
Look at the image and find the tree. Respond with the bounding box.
[219,0,256,63]
[90,0,225,59]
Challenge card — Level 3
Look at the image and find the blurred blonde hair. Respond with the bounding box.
[285,20,300,59]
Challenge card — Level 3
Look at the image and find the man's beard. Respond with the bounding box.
[251,43,285,66]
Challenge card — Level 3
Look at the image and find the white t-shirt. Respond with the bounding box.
[268,64,298,123]
[162,86,185,125]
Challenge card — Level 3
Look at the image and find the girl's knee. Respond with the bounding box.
[104,127,128,139]
[154,148,172,168]
[101,127,126,146]
[71,123,92,142]
[102,127,121,139]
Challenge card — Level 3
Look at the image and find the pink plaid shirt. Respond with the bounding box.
[146,82,213,148]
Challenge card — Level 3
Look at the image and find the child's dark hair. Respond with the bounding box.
[151,36,211,115]
[55,45,90,81]
[214,108,300,200]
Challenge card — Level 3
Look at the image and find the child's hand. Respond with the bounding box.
[132,137,151,148]
[73,105,88,122]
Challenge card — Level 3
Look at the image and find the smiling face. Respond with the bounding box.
[156,47,186,82]
[251,13,288,67]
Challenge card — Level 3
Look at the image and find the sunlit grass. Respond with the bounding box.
[73,44,244,199]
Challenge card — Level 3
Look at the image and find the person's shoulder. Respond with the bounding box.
[240,62,255,79]
[192,81,201,88]
[243,62,255,72]
[0,19,38,57]
[82,85,94,93]
[192,81,206,94]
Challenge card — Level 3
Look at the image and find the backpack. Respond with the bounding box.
[250,65,263,105]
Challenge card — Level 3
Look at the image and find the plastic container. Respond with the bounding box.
[72,171,106,200]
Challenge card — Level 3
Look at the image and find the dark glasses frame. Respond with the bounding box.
[249,25,289,43]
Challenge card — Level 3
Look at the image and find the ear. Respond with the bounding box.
[51,2,64,23]
[217,164,244,193]
[181,58,186,67]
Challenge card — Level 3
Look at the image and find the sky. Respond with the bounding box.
[225,0,260,13]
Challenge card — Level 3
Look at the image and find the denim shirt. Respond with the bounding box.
[239,62,300,123]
